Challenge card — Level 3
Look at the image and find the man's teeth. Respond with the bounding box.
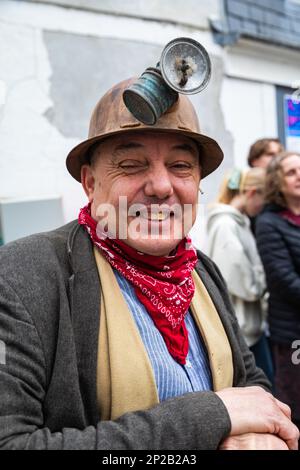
[136,211,170,221]
[149,212,168,221]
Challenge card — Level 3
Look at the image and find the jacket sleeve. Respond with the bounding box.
[208,219,265,302]
[256,215,300,306]
[0,275,231,450]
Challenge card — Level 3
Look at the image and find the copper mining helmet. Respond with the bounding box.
[66,38,223,181]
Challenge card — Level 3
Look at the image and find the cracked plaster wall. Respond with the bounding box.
[0,19,82,222]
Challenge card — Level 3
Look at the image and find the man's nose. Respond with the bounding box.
[144,165,174,199]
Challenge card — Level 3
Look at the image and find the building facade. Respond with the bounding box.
[0,0,300,244]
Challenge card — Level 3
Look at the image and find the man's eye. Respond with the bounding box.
[172,162,192,169]
[119,161,144,169]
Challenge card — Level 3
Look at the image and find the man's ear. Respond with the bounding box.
[81,164,95,202]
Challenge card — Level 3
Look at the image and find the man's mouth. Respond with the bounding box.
[135,210,174,221]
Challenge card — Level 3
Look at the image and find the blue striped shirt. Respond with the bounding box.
[114,270,213,402]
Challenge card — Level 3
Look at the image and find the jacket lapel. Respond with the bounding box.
[67,223,101,425]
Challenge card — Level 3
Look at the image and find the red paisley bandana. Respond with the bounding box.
[78,204,198,365]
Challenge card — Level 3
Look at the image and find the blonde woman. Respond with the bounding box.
[207,168,273,383]
[256,152,300,431]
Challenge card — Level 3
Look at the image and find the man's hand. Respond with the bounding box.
[216,386,299,450]
[219,433,289,450]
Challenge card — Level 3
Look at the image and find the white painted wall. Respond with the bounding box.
[28,0,221,30]
[225,39,300,88]
[220,77,278,169]
[0,18,84,222]
[0,0,220,52]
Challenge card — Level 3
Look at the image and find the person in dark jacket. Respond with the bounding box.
[0,77,298,451]
[256,151,300,431]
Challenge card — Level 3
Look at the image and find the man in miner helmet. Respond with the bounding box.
[0,40,298,450]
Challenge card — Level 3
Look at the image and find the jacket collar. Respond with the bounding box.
[67,221,96,274]
[262,203,285,214]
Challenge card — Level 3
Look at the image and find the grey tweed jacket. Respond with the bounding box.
[0,221,270,450]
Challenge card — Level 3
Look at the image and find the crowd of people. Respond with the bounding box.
[206,138,300,433]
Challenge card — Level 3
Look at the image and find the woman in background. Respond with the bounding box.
[207,168,273,384]
[256,152,300,430]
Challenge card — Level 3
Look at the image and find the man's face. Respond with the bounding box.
[252,141,282,168]
[81,132,201,256]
